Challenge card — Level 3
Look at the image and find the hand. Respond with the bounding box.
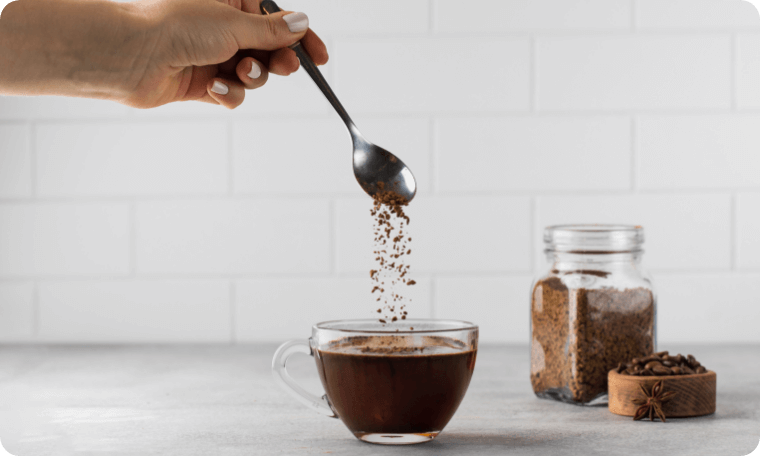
[123,0,329,109]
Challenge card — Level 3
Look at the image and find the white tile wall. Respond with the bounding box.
[435,0,632,32]
[737,34,760,108]
[638,115,760,189]
[38,280,231,342]
[537,194,732,270]
[437,117,632,191]
[537,35,732,111]
[236,277,432,341]
[0,124,31,198]
[0,203,130,276]
[737,192,760,269]
[0,0,759,343]
[653,273,760,343]
[0,282,34,341]
[36,122,229,197]
[335,196,531,274]
[135,199,330,274]
[636,0,759,29]
[335,38,531,113]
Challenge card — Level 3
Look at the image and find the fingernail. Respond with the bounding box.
[211,81,228,95]
[248,62,262,79]
[283,12,308,33]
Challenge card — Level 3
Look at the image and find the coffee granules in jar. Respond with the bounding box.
[530,225,656,405]
[370,183,415,324]
[531,277,654,404]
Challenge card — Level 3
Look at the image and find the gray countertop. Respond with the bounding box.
[0,344,758,456]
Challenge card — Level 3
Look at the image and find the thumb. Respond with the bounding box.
[229,10,309,51]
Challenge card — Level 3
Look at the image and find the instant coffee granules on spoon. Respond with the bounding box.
[370,183,415,325]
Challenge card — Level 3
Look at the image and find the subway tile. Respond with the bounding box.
[437,117,631,191]
[0,124,31,198]
[637,0,759,29]
[0,203,130,276]
[0,96,128,121]
[281,0,429,34]
[639,115,760,189]
[335,38,530,113]
[536,194,732,270]
[652,273,760,343]
[136,199,330,274]
[436,0,631,32]
[36,122,228,197]
[737,192,760,269]
[538,36,732,111]
[335,196,532,274]
[0,282,34,341]
[38,280,230,342]
[737,34,760,109]
[436,276,532,344]
[236,277,431,342]
[233,116,431,194]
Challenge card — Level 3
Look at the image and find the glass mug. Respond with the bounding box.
[272,319,479,445]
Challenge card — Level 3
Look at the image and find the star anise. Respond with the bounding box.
[632,380,677,422]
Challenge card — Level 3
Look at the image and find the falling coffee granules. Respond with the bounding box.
[370,183,415,324]
[531,276,654,404]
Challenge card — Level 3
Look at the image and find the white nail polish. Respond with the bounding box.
[211,81,228,95]
[283,12,308,33]
[248,62,262,79]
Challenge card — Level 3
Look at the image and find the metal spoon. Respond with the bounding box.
[260,0,417,203]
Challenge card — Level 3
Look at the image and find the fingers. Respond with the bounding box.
[301,29,329,66]
[207,78,246,109]
[236,57,269,89]
[269,48,299,76]
[228,9,309,51]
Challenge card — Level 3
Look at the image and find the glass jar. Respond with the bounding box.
[530,225,656,405]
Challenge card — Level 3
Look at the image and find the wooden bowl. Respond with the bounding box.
[608,369,716,418]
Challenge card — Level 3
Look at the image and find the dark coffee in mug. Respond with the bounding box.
[314,335,477,436]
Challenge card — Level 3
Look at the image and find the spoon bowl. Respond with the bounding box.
[261,0,417,203]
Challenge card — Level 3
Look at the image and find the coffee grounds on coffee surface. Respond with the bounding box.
[370,183,415,325]
[531,276,654,403]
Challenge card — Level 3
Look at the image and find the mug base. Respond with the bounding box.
[354,432,439,445]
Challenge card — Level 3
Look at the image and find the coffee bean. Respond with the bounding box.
[681,365,695,375]
[670,366,682,375]
[696,366,707,374]
[655,351,669,358]
[652,365,671,375]
[644,361,662,370]
[640,369,654,376]
[662,360,675,367]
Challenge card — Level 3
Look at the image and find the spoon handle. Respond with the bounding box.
[260,1,358,135]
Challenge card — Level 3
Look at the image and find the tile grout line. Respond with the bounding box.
[732,33,739,111]
[631,0,637,31]
[529,196,536,273]
[329,199,337,275]
[530,36,538,113]
[429,117,437,194]
[731,193,738,271]
[230,281,237,344]
[227,121,235,196]
[32,280,39,340]
[129,203,137,276]
[428,0,435,35]
[29,122,37,198]
[631,116,638,192]
[532,196,541,273]
[429,275,436,319]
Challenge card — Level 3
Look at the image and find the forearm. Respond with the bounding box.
[0,0,154,100]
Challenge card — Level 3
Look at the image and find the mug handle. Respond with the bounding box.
[271,339,337,418]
